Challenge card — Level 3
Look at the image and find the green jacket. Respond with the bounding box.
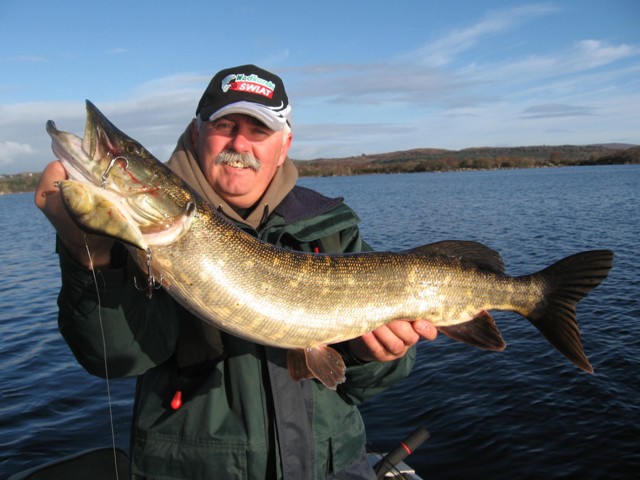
[56,186,416,480]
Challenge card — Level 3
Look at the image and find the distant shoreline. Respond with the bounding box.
[2,144,638,195]
[293,144,639,177]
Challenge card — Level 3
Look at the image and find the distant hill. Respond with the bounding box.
[2,144,638,194]
[587,143,636,150]
[293,144,640,176]
[0,172,41,195]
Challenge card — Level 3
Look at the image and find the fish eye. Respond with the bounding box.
[125,143,140,155]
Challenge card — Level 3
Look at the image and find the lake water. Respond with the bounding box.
[1,165,639,479]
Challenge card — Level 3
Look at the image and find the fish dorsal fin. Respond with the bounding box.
[437,310,506,351]
[288,346,346,390]
[409,240,505,274]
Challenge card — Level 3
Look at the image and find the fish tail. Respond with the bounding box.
[526,249,614,373]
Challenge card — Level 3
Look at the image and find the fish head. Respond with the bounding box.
[47,100,196,244]
[46,100,159,191]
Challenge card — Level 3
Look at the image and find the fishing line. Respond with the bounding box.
[84,236,120,480]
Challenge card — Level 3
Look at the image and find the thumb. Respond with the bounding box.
[413,319,438,341]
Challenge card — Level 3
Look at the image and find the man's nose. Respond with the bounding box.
[229,131,250,152]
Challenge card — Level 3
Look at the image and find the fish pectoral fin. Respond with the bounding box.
[437,310,506,351]
[287,346,347,390]
[287,349,314,382]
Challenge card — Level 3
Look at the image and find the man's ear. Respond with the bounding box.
[277,131,293,166]
[190,118,199,145]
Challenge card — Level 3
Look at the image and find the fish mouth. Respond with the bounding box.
[46,100,134,186]
[46,119,95,183]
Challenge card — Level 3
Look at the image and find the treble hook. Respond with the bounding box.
[101,155,129,189]
[134,247,163,299]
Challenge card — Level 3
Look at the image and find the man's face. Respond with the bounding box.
[192,113,292,208]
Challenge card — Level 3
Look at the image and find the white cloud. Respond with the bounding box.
[401,3,559,67]
[0,141,37,167]
[261,49,291,67]
[571,39,640,69]
[291,62,463,109]
[132,73,208,94]
[520,103,597,119]
[0,91,200,175]
[462,38,640,88]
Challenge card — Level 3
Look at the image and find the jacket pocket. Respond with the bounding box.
[131,430,248,479]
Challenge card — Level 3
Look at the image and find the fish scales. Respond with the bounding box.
[149,203,544,349]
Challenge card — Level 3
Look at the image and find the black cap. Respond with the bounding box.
[195,64,292,130]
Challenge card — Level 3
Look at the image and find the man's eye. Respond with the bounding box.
[213,121,233,129]
[252,127,269,136]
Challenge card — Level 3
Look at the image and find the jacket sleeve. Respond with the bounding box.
[56,239,179,378]
[338,347,416,405]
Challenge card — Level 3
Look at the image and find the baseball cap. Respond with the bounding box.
[195,64,292,131]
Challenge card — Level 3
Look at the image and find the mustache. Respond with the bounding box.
[215,151,261,171]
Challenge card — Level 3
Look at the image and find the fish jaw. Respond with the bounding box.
[57,180,148,250]
[56,179,197,249]
[46,120,101,185]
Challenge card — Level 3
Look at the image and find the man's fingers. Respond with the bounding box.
[34,161,67,211]
[380,320,420,350]
[347,319,439,363]
[33,161,114,268]
[412,319,438,341]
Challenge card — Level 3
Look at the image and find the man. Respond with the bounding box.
[35,65,437,479]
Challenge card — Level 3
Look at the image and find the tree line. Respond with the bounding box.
[293,145,640,177]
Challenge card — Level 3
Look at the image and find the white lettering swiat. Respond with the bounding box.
[234,81,274,98]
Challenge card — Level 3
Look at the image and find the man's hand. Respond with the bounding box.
[34,161,113,269]
[347,319,437,363]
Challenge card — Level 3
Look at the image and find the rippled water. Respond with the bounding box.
[2,165,639,478]
[0,192,135,476]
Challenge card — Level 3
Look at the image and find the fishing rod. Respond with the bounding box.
[373,426,430,479]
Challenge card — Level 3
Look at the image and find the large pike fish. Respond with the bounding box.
[47,101,614,389]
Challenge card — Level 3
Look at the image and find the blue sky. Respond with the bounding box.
[1,0,639,174]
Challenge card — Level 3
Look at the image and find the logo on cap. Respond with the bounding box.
[220,73,276,99]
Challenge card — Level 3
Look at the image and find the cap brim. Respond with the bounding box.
[205,101,290,131]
